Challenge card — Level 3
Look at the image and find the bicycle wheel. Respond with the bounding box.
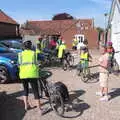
[49,89,64,116]
[112,59,119,73]
[69,55,74,66]
[76,64,81,76]
[63,59,68,71]
[80,68,90,83]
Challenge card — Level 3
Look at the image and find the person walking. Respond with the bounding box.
[18,40,43,114]
[57,41,66,63]
[96,45,109,101]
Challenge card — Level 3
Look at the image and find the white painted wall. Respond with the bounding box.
[111,1,120,65]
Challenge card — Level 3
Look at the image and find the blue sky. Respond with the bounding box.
[1,0,112,28]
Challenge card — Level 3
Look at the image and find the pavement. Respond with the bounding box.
[0,49,120,120]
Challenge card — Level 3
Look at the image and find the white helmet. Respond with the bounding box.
[62,41,65,44]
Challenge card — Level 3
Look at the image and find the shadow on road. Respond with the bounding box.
[0,91,26,120]
[109,88,120,100]
[61,89,90,118]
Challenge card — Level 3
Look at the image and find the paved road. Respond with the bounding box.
[0,49,120,120]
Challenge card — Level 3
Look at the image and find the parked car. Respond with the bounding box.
[0,45,18,83]
[0,39,22,53]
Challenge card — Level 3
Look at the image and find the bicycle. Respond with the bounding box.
[62,52,74,71]
[77,59,91,83]
[107,51,120,74]
[38,70,65,116]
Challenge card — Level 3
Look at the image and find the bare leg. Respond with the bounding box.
[36,99,41,109]
[23,96,29,110]
[100,87,104,95]
[103,87,108,96]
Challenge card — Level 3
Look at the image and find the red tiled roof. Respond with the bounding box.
[0,9,18,24]
[28,19,93,35]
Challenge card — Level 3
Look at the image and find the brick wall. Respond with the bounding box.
[0,23,18,38]
[61,28,98,49]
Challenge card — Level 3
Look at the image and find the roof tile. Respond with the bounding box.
[0,9,18,24]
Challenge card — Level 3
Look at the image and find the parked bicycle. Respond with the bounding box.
[38,70,65,116]
[107,51,120,74]
[77,59,91,83]
[62,51,74,71]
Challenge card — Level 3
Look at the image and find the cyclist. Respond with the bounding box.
[36,36,45,52]
[79,46,89,70]
[106,41,115,71]
[72,37,78,50]
[18,40,44,114]
[36,43,45,62]
[57,41,66,63]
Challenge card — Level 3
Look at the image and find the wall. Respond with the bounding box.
[62,27,98,49]
[111,2,120,66]
[0,23,17,38]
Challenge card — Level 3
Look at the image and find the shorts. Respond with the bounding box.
[81,61,88,69]
[99,73,109,87]
[21,78,40,99]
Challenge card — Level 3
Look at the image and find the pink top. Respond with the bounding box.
[99,53,109,73]
[50,39,56,46]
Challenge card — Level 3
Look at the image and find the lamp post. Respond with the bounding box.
[104,13,108,45]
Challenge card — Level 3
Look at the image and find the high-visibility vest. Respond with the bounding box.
[80,52,89,68]
[18,50,39,79]
[58,44,66,58]
[80,52,88,64]
[36,40,44,50]
[72,39,78,46]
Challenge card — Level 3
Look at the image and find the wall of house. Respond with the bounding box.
[62,26,76,49]
[111,1,120,65]
[62,27,98,49]
[0,23,18,38]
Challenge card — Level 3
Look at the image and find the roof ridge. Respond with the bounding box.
[28,18,93,23]
[0,9,18,24]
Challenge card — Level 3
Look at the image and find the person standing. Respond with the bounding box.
[57,36,62,46]
[36,36,44,51]
[18,40,43,114]
[96,45,109,101]
[57,41,66,62]
[72,37,78,50]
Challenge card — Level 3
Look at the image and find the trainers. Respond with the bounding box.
[39,108,48,116]
[100,96,109,101]
[96,92,103,97]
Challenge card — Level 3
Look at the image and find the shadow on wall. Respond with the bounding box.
[0,91,26,120]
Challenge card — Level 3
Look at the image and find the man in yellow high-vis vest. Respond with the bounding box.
[18,40,43,114]
[58,41,66,58]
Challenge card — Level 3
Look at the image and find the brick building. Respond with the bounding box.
[0,9,19,39]
[22,19,98,49]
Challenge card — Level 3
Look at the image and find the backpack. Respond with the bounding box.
[54,82,69,102]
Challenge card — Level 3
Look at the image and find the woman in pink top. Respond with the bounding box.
[50,39,57,50]
[96,45,109,101]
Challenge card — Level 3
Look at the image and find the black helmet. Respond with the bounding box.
[23,40,32,49]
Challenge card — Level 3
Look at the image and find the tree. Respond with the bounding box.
[52,13,74,20]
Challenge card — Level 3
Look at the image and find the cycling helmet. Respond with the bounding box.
[107,41,112,46]
[23,40,32,49]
